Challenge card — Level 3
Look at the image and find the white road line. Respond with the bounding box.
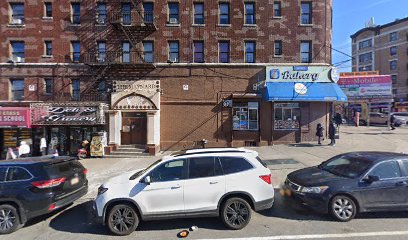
[197,231,408,240]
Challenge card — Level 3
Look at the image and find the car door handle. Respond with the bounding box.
[395,181,408,186]
[210,181,218,185]
[171,185,181,189]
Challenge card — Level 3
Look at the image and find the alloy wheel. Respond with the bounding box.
[332,197,355,221]
[225,201,250,227]
[109,206,136,234]
[0,208,16,232]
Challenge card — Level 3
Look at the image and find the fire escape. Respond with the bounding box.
[79,0,157,102]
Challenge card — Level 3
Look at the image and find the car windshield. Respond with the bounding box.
[318,155,373,178]
[129,159,162,180]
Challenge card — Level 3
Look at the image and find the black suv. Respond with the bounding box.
[0,156,88,234]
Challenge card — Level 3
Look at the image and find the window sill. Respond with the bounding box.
[166,23,180,27]
[41,55,53,58]
[95,24,107,27]
[243,24,257,28]
[233,129,259,132]
[192,24,205,27]
[7,24,25,28]
[217,24,231,27]
[273,55,283,58]
[70,24,81,27]
[273,16,282,19]
[299,24,313,27]
[42,17,53,21]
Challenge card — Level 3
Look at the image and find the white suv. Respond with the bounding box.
[93,148,274,235]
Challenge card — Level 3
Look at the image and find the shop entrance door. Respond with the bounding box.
[121,112,147,145]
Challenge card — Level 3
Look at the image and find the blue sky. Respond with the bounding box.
[332,0,408,72]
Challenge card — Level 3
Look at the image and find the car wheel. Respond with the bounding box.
[330,195,357,222]
[107,204,139,236]
[0,204,22,234]
[221,197,252,230]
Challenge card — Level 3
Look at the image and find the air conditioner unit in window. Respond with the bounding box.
[96,17,106,24]
[169,18,178,24]
[97,57,106,63]
[11,18,23,25]
[13,56,23,63]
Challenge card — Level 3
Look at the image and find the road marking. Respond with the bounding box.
[197,231,408,240]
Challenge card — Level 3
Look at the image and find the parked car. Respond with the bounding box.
[0,156,88,234]
[94,148,274,236]
[283,152,408,222]
[391,112,408,126]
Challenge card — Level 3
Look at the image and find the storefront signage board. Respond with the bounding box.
[266,66,338,83]
[337,75,392,100]
[0,107,31,128]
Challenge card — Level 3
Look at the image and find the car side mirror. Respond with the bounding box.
[142,176,151,185]
[363,175,380,183]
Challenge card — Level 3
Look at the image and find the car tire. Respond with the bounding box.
[107,204,139,236]
[330,195,357,222]
[0,204,22,234]
[220,197,252,230]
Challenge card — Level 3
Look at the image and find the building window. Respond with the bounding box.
[97,41,106,63]
[390,32,398,42]
[391,75,397,85]
[194,3,204,25]
[274,1,281,17]
[10,3,24,25]
[143,41,154,63]
[219,41,230,63]
[358,39,372,50]
[358,52,372,64]
[301,2,312,24]
[122,41,131,63]
[11,41,25,62]
[219,3,230,25]
[122,3,131,25]
[72,79,80,101]
[71,3,80,24]
[71,41,80,62]
[44,2,52,18]
[168,41,179,62]
[168,3,179,24]
[300,41,312,63]
[44,78,53,94]
[193,41,204,63]
[245,41,256,63]
[274,103,300,130]
[244,3,255,25]
[98,80,106,101]
[274,40,282,56]
[96,3,107,24]
[10,79,24,101]
[390,60,397,70]
[143,2,154,23]
[390,46,397,56]
[44,41,52,56]
[233,102,259,130]
[392,89,397,96]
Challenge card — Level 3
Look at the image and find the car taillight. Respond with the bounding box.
[48,204,56,211]
[31,177,66,188]
[83,169,88,175]
[259,174,272,185]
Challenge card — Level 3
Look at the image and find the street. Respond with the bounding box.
[4,126,408,240]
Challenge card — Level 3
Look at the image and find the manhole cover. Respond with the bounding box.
[263,159,299,165]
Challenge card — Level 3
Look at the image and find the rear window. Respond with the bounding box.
[256,156,268,168]
[0,167,7,182]
[401,160,408,175]
[44,160,83,177]
[220,157,253,174]
[6,167,32,181]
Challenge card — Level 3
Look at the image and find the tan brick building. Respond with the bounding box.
[351,17,408,107]
[0,0,343,157]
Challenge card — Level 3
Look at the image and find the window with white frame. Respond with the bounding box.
[10,3,24,25]
[358,39,372,50]
[274,103,300,130]
[233,102,259,130]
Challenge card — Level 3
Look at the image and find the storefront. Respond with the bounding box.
[0,107,32,159]
[262,65,347,143]
[109,80,161,154]
[30,103,108,156]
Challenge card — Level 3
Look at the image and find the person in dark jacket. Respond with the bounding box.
[316,123,324,145]
[328,121,336,146]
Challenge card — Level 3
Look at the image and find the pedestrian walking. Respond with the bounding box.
[316,123,324,145]
[390,114,396,130]
[18,141,30,158]
[328,121,336,146]
[354,111,360,127]
[40,137,47,156]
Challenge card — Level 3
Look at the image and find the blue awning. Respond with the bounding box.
[263,82,348,102]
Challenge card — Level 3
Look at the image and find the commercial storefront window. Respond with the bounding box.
[233,102,258,130]
[274,103,300,130]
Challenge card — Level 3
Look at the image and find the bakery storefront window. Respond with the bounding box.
[274,103,300,130]
[233,102,259,130]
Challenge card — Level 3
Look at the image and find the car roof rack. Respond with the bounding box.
[170,148,256,157]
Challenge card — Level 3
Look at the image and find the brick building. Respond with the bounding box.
[351,17,408,110]
[0,0,344,157]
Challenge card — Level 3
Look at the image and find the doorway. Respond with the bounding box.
[121,112,147,145]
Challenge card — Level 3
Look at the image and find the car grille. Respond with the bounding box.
[285,178,302,192]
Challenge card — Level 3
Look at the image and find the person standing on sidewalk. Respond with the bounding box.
[328,121,336,146]
[316,123,324,145]
[390,114,396,130]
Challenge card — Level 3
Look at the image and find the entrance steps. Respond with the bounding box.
[105,145,150,158]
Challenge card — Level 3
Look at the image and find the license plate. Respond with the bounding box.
[71,177,79,185]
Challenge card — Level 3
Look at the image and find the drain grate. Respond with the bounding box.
[263,159,299,165]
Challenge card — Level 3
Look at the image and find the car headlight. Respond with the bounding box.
[300,186,329,194]
[97,185,108,196]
